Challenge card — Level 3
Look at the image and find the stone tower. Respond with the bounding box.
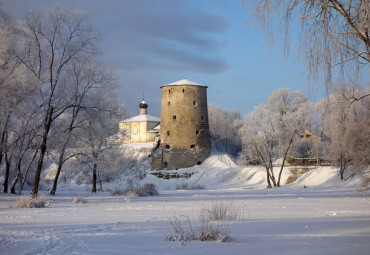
[151,78,211,170]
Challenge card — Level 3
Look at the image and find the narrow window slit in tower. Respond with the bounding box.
[164,162,168,168]
[168,89,170,93]
[193,101,197,106]
[182,89,185,92]
[196,130,200,136]
[168,102,170,106]
[167,131,170,136]
[201,116,204,120]
[173,115,176,120]
[190,144,195,149]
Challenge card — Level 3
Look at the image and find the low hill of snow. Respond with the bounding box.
[31,143,365,194]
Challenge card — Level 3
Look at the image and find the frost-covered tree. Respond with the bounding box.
[239,88,312,187]
[11,6,102,196]
[49,57,115,196]
[76,90,125,193]
[208,104,242,157]
[246,0,370,102]
[317,86,370,180]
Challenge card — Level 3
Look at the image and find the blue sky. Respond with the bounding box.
[2,0,326,117]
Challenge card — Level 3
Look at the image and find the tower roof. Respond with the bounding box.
[162,78,207,88]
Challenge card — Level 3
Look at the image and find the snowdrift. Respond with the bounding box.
[28,143,363,193]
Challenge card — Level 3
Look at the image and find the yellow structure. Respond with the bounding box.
[300,130,321,142]
[114,99,160,144]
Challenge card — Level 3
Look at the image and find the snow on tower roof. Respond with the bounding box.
[162,78,207,87]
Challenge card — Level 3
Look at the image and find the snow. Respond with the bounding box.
[163,78,206,87]
[122,114,160,123]
[1,153,369,255]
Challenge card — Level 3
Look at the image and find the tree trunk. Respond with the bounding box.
[31,107,53,197]
[50,112,77,196]
[92,162,97,193]
[277,131,297,187]
[266,167,272,188]
[10,157,22,194]
[50,140,69,196]
[268,160,277,187]
[0,112,11,166]
[3,152,11,193]
[97,170,103,191]
[19,149,38,195]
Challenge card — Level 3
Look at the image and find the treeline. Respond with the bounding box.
[209,86,369,188]
[0,7,126,196]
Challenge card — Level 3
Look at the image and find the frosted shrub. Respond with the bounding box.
[175,183,205,190]
[167,201,237,243]
[16,195,49,208]
[140,183,158,196]
[73,197,87,204]
[112,183,158,198]
[201,201,239,221]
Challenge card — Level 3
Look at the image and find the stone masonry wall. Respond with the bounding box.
[151,85,211,170]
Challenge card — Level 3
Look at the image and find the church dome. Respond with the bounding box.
[139,100,148,109]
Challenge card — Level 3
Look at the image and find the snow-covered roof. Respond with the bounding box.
[153,124,160,130]
[162,78,207,88]
[122,114,160,123]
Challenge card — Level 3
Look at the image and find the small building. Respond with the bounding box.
[113,98,160,145]
[151,78,211,170]
[300,130,321,142]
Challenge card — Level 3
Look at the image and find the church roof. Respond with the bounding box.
[162,78,207,88]
[122,114,160,123]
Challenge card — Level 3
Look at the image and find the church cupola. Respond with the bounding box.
[139,95,148,115]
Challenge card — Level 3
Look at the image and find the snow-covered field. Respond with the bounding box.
[1,154,369,255]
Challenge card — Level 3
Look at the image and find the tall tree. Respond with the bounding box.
[246,0,369,100]
[76,90,124,193]
[238,88,312,187]
[317,86,370,180]
[208,104,242,156]
[49,58,115,195]
[13,6,100,196]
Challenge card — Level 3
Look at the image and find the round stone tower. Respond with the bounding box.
[151,78,211,170]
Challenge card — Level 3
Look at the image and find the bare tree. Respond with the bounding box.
[238,88,312,187]
[13,6,100,196]
[317,86,370,180]
[208,104,242,156]
[246,0,369,99]
[49,58,115,196]
[76,90,124,193]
